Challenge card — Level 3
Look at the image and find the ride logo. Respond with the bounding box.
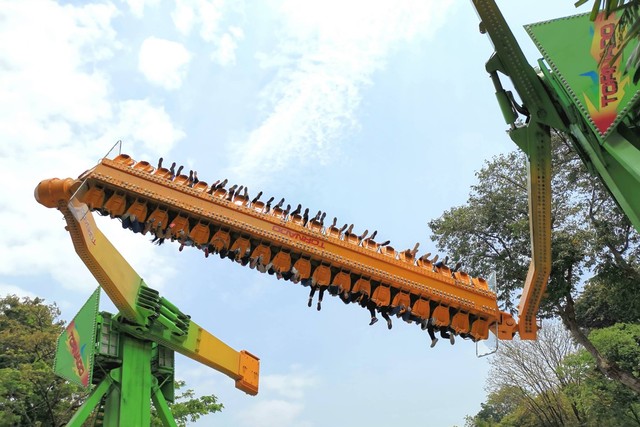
[272,225,325,248]
[65,320,90,386]
[581,12,630,135]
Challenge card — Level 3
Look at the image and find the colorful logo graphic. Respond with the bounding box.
[580,12,630,135]
[65,320,90,386]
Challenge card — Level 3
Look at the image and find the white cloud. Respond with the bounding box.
[212,28,243,66]
[112,99,186,155]
[138,37,192,90]
[229,0,453,180]
[0,1,182,296]
[171,0,243,66]
[0,284,37,299]
[235,365,318,427]
[237,400,306,427]
[261,365,319,400]
[172,0,224,41]
[124,0,160,18]
[0,0,118,159]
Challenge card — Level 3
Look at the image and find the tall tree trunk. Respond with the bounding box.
[558,292,640,394]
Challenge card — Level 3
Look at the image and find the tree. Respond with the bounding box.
[467,323,640,426]
[0,295,87,426]
[151,380,223,427]
[428,131,640,393]
[0,295,223,426]
[465,385,526,427]
[561,325,640,426]
[485,323,585,427]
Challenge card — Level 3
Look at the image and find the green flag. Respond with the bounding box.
[526,10,640,140]
[54,288,100,388]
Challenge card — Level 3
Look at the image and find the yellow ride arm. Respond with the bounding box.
[34,177,259,395]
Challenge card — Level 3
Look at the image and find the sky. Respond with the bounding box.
[0,1,585,426]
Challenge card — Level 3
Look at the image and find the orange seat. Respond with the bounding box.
[370,285,391,307]
[397,249,415,264]
[362,239,379,251]
[193,181,209,192]
[271,207,286,220]
[308,219,323,233]
[351,278,371,296]
[103,192,127,218]
[379,246,396,258]
[212,188,227,199]
[326,226,341,239]
[431,305,450,328]
[81,186,105,211]
[113,154,135,166]
[167,215,190,239]
[391,292,411,310]
[125,200,148,223]
[146,208,170,233]
[189,222,211,246]
[232,193,249,206]
[229,236,251,260]
[331,271,351,293]
[252,201,266,213]
[311,264,332,287]
[436,265,453,277]
[454,271,471,284]
[470,318,490,341]
[153,167,172,179]
[250,244,272,265]
[411,298,431,320]
[133,161,154,173]
[416,258,433,270]
[290,214,304,226]
[472,277,489,291]
[173,175,189,186]
[271,251,292,274]
[344,233,359,245]
[292,257,311,281]
[451,311,470,335]
[210,230,231,253]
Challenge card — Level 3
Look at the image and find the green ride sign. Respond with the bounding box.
[526,10,640,141]
[54,288,100,388]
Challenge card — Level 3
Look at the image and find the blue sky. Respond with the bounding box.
[1,1,584,426]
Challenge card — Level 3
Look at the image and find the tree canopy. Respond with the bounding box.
[0,295,86,426]
[466,323,640,426]
[429,131,640,395]
[0,295,223,426]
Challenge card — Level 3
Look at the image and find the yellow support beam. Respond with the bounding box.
[34,176,260,395]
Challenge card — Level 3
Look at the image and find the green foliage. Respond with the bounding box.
[430,131,640,320]
[576,267,640,328]
[590,324,640,376]
[468,386,523,426]
[0,294,224,426]
[431,131,640,422]
[428,149,530,313]
[151,380,224,427]
[429,134,606,316]
[0,295,87,426]
[560,325,640,426]
[468,324,640,426]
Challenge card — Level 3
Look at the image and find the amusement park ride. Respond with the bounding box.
[34,1,639,425]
